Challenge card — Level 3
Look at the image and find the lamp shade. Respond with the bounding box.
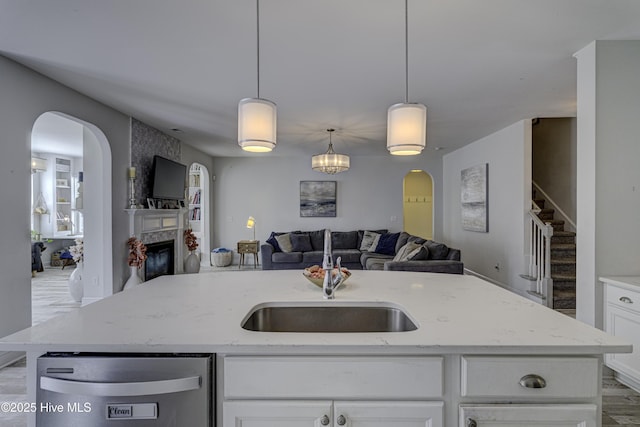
[311,153,350,175]
[386,103,427,156]
[238,98,277,152]
[246,216,256,229]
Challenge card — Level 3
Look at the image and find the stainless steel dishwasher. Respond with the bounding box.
[37,353,211,426]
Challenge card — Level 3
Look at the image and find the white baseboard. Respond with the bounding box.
[614,370,640,394]
[464,268,533,300]
[0,351,25,369]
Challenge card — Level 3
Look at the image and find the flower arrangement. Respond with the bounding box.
[184,228,198,252]
[69,238,84,263]
[127,237,147,269]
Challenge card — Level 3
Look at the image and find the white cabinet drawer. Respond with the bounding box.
[606,284,640,314]
[223,356,443,399]
[461,356,599,398]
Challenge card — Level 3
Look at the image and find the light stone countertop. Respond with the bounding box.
[0,270,632,355]
[600,275,640,291]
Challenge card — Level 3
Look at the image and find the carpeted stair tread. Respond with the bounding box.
[551,258,576,265]
[552,273,576,281]
[550,243,576,250]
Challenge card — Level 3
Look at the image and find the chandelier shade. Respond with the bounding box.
[238,98,277,152]
[386,102,427,155]
[312,129,350,175]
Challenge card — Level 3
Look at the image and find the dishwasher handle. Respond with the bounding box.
[40,375,201,397]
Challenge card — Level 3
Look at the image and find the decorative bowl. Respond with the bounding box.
[303,266,351,288]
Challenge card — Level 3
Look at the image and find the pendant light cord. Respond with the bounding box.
[405,0,409,103]
[256,0,261,98]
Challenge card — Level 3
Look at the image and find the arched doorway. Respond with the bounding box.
[403,170,433,239]
[31,112,112,306]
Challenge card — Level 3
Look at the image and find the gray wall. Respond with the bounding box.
[575,41,640,327]
[210,154,444,258]
[0,55,131,343]
[443,120,533,297]
[532,118,577,224]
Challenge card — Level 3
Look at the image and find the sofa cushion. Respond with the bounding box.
[407,235,427,245]
[375,232,400,256]
[266,232,284,252]
[359,231,381,251]
[332,231,358,249]
[425,240,449,260]
[365,255,392,270]
[302,251,324,265]
[275,233,293,253]
[308,229,326,251]
[393,241,425,262]
[333,249,362,264]
[290,233,313,252]
[272,251,303,263]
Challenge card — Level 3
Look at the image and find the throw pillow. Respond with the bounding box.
[374,232,400,256]
[290,233,313,252]
[359,231,381,251]
[393,241,422,262]
[266,232,283,252]
[425,240,449,260]
[275,233,293,253]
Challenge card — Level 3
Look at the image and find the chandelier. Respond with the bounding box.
[311,129,350,174]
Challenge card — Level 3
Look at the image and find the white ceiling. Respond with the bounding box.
[2,0,640,158]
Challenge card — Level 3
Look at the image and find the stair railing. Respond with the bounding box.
[526,202,554,306]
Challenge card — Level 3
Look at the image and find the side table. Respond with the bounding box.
[237,240,260,269]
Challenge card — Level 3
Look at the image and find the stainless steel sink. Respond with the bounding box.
[241,302,418,333]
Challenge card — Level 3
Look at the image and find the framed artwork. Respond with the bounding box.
[300,181,336,217]
[461,163,488,232]
[147,198,156,209]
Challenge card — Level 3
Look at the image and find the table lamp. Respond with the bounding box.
[246,216,256,241]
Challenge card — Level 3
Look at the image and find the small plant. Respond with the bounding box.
[184,228,198,252]
[127,237,147,269]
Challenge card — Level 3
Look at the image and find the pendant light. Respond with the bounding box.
[238,0,277,153]
[386,0,426,156]
[312,129,350,174]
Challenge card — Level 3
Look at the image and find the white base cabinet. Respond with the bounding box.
[220,355,602,427]
[602,276,640,393]
[460,404,597,427]
[223,401,443,427]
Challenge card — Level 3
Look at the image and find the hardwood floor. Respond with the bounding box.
[1,268,639,426]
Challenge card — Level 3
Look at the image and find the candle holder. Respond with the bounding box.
[129,176,136,209]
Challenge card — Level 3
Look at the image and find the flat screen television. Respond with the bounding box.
[151,155,187,200]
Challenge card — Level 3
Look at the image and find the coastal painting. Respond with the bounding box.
[300,181,336,217]
[461,163,488,232]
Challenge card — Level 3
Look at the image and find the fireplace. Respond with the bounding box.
[145,240,175,281]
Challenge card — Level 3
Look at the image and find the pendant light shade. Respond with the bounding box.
[312,129,350,174]
[387,102,427,155]
[386,0,426,156]
[238,0,277,153]
[238,98,277,152]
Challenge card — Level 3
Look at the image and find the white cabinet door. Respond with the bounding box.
[606,304,640,379]
[459,404,597,427]
[334,401,443,427]
[223,400,332,427]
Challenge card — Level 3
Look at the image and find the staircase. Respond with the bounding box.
[533,190,576,310]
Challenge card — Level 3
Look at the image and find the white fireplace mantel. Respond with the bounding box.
[125,208,188,274]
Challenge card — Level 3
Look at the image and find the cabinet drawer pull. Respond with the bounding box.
[467,418,477,427]
[337,415,346,426]
[519,374,547,389]
[320,415,330,426]
[619,296,633,304]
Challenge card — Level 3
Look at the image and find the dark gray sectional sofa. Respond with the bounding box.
[260,229,463,274]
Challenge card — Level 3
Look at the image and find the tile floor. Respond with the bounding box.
[0,267,638,426]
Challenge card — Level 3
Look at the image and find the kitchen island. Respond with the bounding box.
[0,270,632,427]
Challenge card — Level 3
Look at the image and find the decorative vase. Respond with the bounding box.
[185,251,200,274]
[123,265,141,290]
[68,262,84,303]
